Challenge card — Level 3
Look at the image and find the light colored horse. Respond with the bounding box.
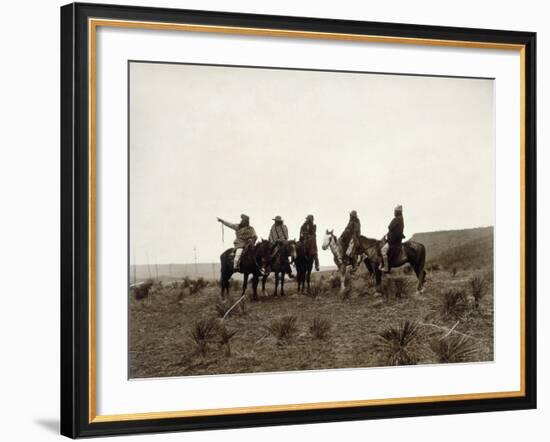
[321,229,352,294]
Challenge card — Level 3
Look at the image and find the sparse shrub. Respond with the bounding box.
[389,277,408,299]
[266,315,298,344]
[432,335,477,363]
[217,325,238,357]
[439,289,469,320]
[177,289,185,302]
[188,277,207,295]
[231,279,241,291]
[310,316,331,340]
[308,281,323,300]
[133,279,154,300]
[215,301,230,318]
[469,275,486,309]
[181,276,191,289]
[342,284,352,300]
[373,320,429,365]
[329,273,342,289]
[189,318,217,356]
[450,267,458,278]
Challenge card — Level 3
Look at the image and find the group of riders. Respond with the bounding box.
[216,204,405,276]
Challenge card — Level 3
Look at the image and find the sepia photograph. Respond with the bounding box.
[128,60,495,379]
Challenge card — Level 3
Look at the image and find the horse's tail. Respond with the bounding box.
[406,241,426,288]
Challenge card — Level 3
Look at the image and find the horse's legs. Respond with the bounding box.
[273,273,279,297]
[339,266,347,294]
[261,274,268,296]
[252,273,259,301]
[241,273,249,297]
[413,263,426,293]
[374,268,383,296]
[280,273,285,297]
[306,268,311,292]
[220,270,230,300]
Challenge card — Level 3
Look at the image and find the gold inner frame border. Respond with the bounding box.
[87,17,527,424]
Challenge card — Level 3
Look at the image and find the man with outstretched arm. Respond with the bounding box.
[217,214,258,271]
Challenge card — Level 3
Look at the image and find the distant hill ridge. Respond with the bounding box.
[411,226,493,269]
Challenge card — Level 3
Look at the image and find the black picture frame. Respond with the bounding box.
[61,2,537,438]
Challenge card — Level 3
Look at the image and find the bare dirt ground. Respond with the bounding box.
[129,266,493,379]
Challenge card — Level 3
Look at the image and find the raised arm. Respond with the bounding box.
[217,218,238,231]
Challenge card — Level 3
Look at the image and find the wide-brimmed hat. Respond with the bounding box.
[306,214,314,221]
[394,205,403,212]
[240,213,250,221]
[272,215,283,222]
[350,210,358,217]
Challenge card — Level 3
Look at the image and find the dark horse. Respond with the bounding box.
[322,230,426,295]
[220,240,271,301]
[295,238,315,293]
[261,240,297,297]
[361,236,426,295]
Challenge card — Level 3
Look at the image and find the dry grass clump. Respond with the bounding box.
[189,277,207,295]
[309,316,331,340]
[180,276,191,289]
[266,315,298,344]
[373,320,430,366]
[214,301,230,318]
[307,281,324,300]
[431,335,477,363]
[389,277,408,299]
[231,279,241,292]
[469,275,487,309]
[329,273,342,289]
[216,325,238,357]
[189,318,218,356]
[439,289,469,320]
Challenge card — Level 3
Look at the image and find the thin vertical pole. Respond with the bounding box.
[193,247,198,278]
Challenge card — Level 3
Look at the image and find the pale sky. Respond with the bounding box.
[129,61,494,266]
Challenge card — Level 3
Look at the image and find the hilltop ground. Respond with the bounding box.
[129,234,494,378]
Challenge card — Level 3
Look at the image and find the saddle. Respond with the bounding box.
[229,242,254,259]
[388,243,406,265]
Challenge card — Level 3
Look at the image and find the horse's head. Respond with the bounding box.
[286,239,297,262]
[322,229,335,250]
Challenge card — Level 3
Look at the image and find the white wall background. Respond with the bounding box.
[0,0,546,440]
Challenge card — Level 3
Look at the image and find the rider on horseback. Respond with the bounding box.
[217,214,257,271]
[268,215,294,277]
[339,210,361,269]
[299,214,320,271]
[379,205,405,273]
